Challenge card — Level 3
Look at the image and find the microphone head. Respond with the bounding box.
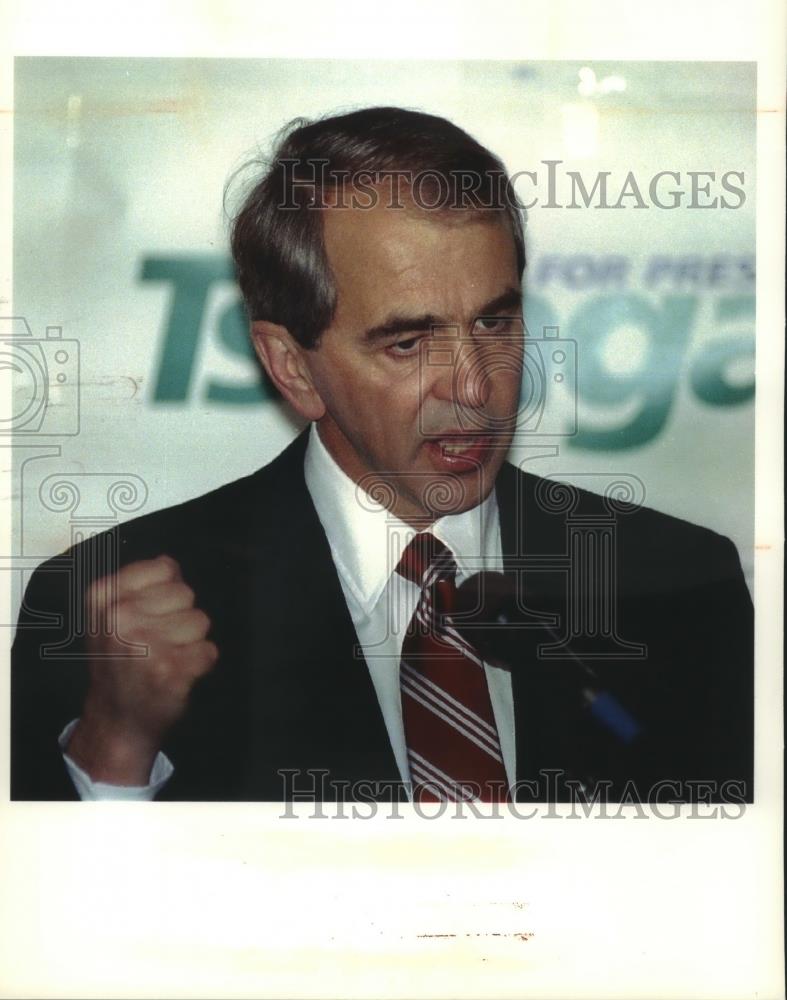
[451,572,527,668]
[454,571,516,622]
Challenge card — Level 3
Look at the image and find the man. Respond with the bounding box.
[11,107,754,803]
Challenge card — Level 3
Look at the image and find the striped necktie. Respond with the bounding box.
[397,532,509,802]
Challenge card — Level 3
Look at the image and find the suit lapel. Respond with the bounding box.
[495,461,568,789]
[242,431,401,795]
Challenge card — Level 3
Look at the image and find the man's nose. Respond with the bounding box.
[431,336,492,409]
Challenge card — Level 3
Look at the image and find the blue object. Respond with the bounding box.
[588,690,642,744]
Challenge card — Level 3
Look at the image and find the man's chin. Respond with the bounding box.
[358,445,505,525]
[398,466,498,525]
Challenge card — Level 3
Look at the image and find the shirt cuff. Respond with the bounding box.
[58,719,174,801]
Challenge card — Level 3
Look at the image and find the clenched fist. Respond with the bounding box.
[66,555,218,785]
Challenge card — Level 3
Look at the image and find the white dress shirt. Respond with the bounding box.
[304,424,516,789]
[63,423,516,798]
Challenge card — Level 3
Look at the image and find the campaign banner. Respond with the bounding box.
[6,58,755,612]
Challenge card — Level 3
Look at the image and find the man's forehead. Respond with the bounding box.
[316,189,521,341]
[322,194,517,279]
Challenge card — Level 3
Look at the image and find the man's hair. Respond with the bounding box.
[229,106,526,349]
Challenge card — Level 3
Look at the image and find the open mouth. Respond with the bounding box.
[424,433,496,470]
[440,436,490,454]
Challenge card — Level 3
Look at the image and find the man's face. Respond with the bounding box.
[302,199,524,525]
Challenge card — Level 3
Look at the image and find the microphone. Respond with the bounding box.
[452,572,643,747]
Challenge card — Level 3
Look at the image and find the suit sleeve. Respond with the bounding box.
[586,519,755,800]
[629,529,755,798]
[11,553,90,800]
[685,533,754,795]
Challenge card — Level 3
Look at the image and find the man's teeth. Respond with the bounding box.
[442,440,476,454]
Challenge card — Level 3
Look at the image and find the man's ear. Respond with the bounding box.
[251,321,326,421]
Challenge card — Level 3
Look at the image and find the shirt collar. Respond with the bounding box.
[303,423,501,617]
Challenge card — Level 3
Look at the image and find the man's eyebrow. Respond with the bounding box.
[474,287,523,318]
[361,287,522,344]
[362,312,444,344]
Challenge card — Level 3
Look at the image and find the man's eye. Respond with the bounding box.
[475,316,518,334]
[388,336,423,356]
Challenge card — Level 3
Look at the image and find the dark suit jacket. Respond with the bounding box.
[11,430,754,802]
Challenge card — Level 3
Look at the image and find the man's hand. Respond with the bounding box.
[66,555,218,786]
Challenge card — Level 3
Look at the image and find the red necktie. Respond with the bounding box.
[397,532,509,802]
